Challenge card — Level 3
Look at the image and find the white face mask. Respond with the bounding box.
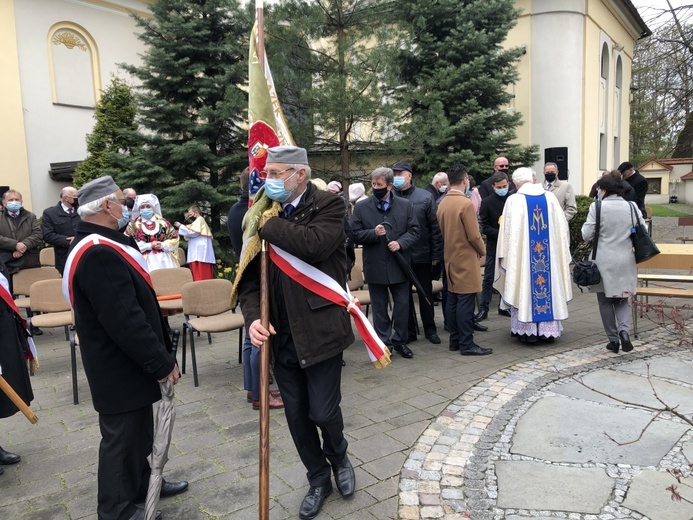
[439,185,448,193]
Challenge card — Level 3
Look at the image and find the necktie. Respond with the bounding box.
[284,204,295,218]
[68,208,74,215]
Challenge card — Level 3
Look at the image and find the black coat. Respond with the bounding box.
[351,192,420,285]
[626,170,648,217]
[238,183,354,368]
[479,175,517,199]
[394,185,443,264]
[42,203,81,274]
[0,261,33,418]
[69,222,175,414]
[227,191,250,257]
[479,191,509,255]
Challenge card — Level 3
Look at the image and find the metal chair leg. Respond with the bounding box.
[190,326,199,387]
[70,333,79,405]
[238,327,243,364]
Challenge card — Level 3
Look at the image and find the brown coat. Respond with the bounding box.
[436,190,486,294]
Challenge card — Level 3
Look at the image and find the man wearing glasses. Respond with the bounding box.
[66,176,186,520]
[239,146,356,519]
[479,156,517,199]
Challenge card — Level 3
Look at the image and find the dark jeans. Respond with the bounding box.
[446,291,476,351]
[478,253,496,313]
[97,406,153,520]
[408,263,437,338]
[242,330,261,401]
[273,337,347,487]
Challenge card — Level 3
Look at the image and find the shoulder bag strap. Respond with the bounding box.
[591,200,601,261]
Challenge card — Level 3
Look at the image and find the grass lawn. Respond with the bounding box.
[648,204,693,217]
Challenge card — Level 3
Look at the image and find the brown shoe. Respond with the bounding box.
[252,394,284,410]
[246,391,252,403]
[270,389,281,398]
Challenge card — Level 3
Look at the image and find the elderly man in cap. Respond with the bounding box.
[392,161,443,345]
[64,176,187,520]
[238,146,356,519]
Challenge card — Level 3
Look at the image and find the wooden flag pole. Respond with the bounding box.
[0,375,38,424]
[259,239,271,520]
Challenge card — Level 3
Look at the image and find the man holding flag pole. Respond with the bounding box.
[236,5,390,517]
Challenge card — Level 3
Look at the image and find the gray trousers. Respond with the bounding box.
[597,292,632,342]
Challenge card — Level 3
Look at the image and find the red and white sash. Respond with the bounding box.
[63,234,152,308]
[0,273,38,373]
[269,245,391,368]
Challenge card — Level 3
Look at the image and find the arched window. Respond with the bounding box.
[613,55,623,167]
[47,22,101,108]
[598,42,610,170]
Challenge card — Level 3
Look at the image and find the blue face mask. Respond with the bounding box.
[6,201,21,213]
[122,206,130,221]
[495,188,509,197]
[140,208,154,220]
[597,191,603,201]
[393,177,406,190]
[264,171,297,203]
[465,188,472,197]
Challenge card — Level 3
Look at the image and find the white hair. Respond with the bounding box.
[432,172,448,184]
[78,193,118,217]
[293,164,311,179]
[512,167,535,186]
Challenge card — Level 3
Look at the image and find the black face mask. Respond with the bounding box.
[125,197,136,210]
[372,187,389,201]
[184,216,195,225]
[71,199,79,210]
[545,173,557,183]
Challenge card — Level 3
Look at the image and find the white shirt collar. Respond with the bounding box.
[283,187,307,210]
[61,203,72,213]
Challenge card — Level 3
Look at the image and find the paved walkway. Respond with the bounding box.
[0,218,689,520]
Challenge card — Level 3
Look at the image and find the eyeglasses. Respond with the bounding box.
[497,165,509,169]
[263,167,296,179]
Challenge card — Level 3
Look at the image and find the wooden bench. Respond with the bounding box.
[632,286,693,336]
[676,217,693,243]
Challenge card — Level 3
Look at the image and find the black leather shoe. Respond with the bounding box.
[160,480,188,498]
[394,345,414,359]
[498,308,511,317]
[332,455,355,497]
[460,345,493,356]
[299,482,333,519]
[0,447,20,465]
[619,331,634,352]
[606,341,620,353]
[128,507,162,520]
[425,333,441,344]
[474,310,488,322]
[473,322,488,332]
[449,344,459,352]
[30,326,43,336]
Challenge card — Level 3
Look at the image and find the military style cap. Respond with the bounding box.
[76,175,120,205]
[266,146,309,165]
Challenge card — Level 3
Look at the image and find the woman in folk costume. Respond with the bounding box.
[174,206,216,280]
[0,259,36,474]
[125,194,179,271]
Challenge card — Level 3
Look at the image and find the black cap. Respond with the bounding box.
[392,161,413,173]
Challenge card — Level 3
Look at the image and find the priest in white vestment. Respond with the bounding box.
[175,205,216,280]
[493,167,573,343]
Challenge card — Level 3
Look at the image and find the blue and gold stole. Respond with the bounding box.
[525,194,554,322]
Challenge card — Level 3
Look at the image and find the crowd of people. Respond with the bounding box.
[0,148,647,520]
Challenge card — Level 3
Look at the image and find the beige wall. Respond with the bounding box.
[0,0,32,209]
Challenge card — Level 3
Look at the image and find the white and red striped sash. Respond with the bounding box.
[268,245,390,368]
[0,273,38,371]
[63,234,152,308]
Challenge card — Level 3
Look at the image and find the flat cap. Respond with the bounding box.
[76,175,120,205]
[392,161,413,173]
[266,145,309,165]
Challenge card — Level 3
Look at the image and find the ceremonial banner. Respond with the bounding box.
[248,15,294,202]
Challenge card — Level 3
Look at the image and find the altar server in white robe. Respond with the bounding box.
[174,206,216,280]
[493,167,573,343]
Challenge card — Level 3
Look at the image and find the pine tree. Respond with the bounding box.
[266,0,398,194]
[119,0,250,259]
[390,0,538,177]
[73,77,137,188]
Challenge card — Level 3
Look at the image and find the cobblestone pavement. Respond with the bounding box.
[0,219,687,520]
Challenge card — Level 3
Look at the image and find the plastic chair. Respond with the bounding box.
[181,279,245,387]
[349,248,371,316]
[27,279,73,341]
[39,247,55,267]
[150,267,193,315]
[12,267,61,318]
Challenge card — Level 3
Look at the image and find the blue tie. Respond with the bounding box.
[284,204,295,218]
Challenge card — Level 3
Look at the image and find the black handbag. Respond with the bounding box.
[628,202,660,264]
[573,201,601,289]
